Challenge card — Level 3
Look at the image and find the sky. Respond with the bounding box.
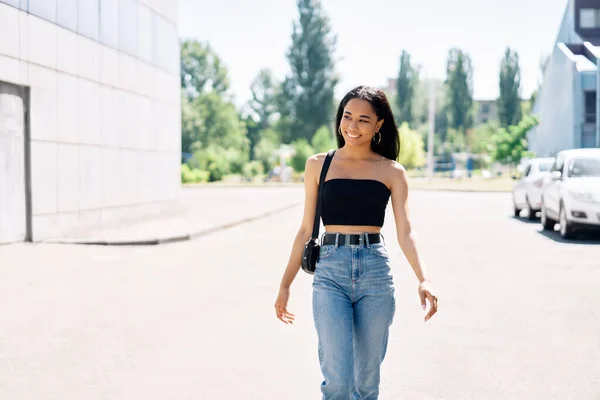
[178,0,568,108]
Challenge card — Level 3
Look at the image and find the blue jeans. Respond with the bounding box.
[312,238,396,400]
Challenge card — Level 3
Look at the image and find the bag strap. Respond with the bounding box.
[311,149,336,240]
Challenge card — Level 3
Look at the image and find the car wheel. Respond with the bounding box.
[559,204,576,239]
[541,200,556,231]
[526,196,537,220]
[513,196,522,217]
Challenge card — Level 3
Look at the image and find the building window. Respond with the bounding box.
[138,4,153,62]
[99,0,119,48]
[154,14,178,73]
[57,0,78,31]
[119,0,138,56]
[585,91,596,123]
[29,0,57,22]
[580,8,600,29]
[1,0,27,10]
[78,0,100,41]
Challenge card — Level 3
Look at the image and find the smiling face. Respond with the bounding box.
[339,98,383,147]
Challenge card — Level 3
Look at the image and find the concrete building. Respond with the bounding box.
[0,0,181,243]
[529,0,600,156]
[474,100,497,126]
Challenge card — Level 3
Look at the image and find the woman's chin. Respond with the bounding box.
[343,135,367,145]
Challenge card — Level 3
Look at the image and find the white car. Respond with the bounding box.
[512,157,555,219]
[540,148,600,238]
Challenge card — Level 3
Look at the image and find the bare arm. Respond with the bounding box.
[278,154,322,289]
[390,163,428,283]
[390,162,438,321]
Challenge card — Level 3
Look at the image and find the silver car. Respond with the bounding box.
[512,157,555,219]
[541,149,600,239]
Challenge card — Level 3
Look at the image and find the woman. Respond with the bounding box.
[274,85,438,399]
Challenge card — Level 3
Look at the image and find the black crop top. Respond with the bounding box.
[321,179,391,227]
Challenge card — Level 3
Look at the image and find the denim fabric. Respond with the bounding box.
[312,238,396,400]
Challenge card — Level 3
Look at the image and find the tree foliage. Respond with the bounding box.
[311,125,336,153]
[249,68,279,130]
[445,48,473,132]
[281,0,339,142]
[291,139,314,172]
[180,39,249,178]
[492,115,539,165]
[497,47,522,127]
[180,40,229,100]
[397,123,426,169]
[396,50,418,126]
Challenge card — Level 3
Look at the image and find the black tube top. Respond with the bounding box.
[321,179,391,227]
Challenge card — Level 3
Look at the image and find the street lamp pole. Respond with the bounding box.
[427,78,436,183]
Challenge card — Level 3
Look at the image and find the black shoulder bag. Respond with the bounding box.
[301,149,335,275]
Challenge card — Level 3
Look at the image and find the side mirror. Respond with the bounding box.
[550,170,562,180]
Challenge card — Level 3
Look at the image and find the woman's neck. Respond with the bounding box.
[337,144,377,161]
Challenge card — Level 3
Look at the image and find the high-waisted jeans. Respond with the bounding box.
[312,238,396,400]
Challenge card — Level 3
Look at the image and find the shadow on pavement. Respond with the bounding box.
[510,214,540,224]
[537,229,600,245]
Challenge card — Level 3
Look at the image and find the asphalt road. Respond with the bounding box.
[0,189,599,400]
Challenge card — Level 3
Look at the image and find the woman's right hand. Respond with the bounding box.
[274,287,295,324]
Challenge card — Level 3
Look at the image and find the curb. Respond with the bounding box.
[44,202,303,246]
[410,187,511,193]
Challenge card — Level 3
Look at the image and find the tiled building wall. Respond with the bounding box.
[0,0,181,240]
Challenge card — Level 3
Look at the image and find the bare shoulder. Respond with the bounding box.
[305,152,328,183]
[306,152,327,171]
[387,160,409,189]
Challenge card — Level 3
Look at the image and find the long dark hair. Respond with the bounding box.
[335,86,400,161]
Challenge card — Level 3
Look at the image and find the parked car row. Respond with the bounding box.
[512,148,600,239]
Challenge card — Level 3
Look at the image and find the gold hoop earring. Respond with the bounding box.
[338,126,343,136]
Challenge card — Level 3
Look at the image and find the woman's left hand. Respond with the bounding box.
[418,280,438,322]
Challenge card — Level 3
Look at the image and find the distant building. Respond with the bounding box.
[0,1,181,243]
[474,100,497,125]
[384,78,397,97]
[529,0,600,157]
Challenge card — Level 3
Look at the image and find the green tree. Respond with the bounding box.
[445,48,473,132]
[282,0,339,142]
[180,39,229,100]
[311,125,336,153]
[492,115,538,166]
[181,90,204,155]
[254,129,281,173]
[196,92,248,151]
[497,48,522,127]
[180,39,250,177]
[397,123,426,169]
[249,68,279,130]
[291,139,314,172]
[446,128,466,152]
[468,122,498,154]
[395,50,418,125]
[243,116,261,161]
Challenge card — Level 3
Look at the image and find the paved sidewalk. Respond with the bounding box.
[44,186,304,245]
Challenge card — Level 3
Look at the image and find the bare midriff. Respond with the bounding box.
[324,225,382,234]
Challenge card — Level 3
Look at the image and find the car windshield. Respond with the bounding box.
[538,162,553,172]
[567,157,600,177]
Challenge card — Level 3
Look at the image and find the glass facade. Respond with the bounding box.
[77,0,99,40]
[99,0,118,48]
[29,0,57,22]
[0,0,178,74]
[580,8,600,29]
[118,0,138,56]
[56,0,77,31]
